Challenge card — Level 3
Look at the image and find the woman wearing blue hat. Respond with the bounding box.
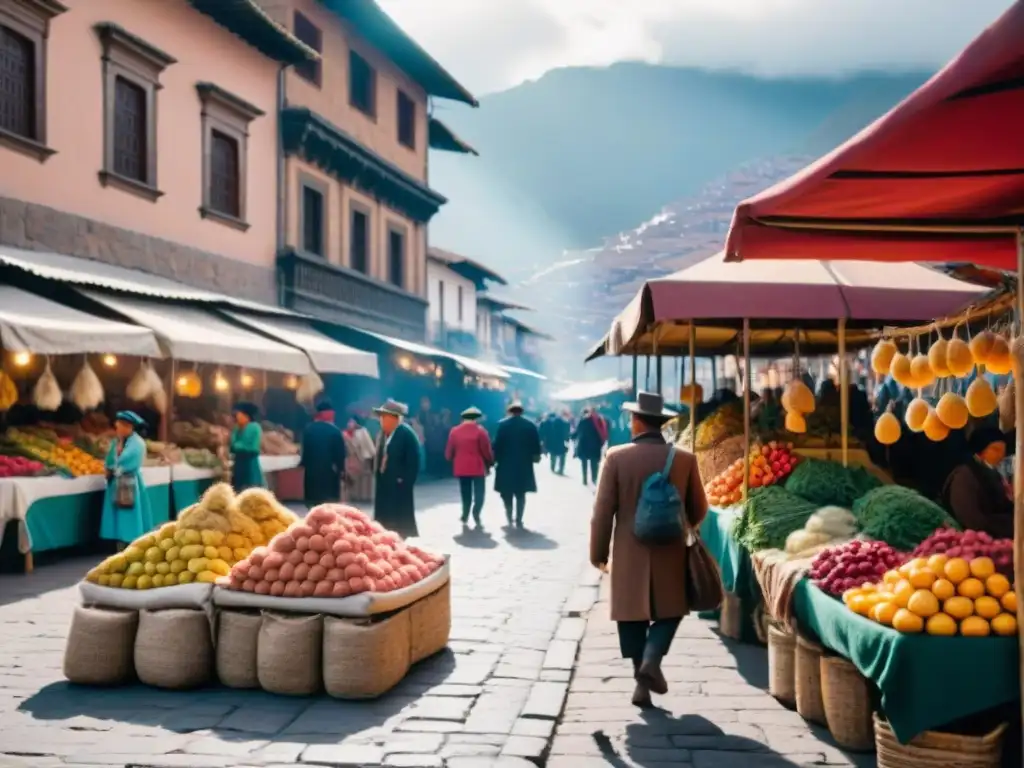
[230,401,266,491]
[99,410,155,548]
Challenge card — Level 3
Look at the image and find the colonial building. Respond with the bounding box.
[260,0,477,341]
[426,246,505,357]
[0,0,314,302]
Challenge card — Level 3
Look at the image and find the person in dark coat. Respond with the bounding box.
[300,399,346,507]
[540,411,570,475]
[493,401,542,527]
[373,399,421,537]
[573,407,606,486]
[941,427,1014,539]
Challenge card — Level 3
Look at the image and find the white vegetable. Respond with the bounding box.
[785,529,832,555]
[805,506,858,537]
[70,361,104,411]
[33,361,63,411]
[127,362,153,402]
[296,371,323,404]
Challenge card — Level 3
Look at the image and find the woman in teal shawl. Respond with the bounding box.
[230,401,265,491]
[100,410,154,547]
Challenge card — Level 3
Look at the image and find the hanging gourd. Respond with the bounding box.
[889,349,914,388]
[909,336,934,388]
[986,334,1012,375]
[904,397,930,432]
[935,391,969,430]
[870,338,897,375]
[922,408,950,442]
[33,359,62,412]
[928,328,951,377]
[784,410,807,434]
[0,370,16,411]
[965,377,998,418]
[70,359,104,411]
[969,329,996,365]
[874,407,901,446]
[782,380,814,414]
[945,327,975,378]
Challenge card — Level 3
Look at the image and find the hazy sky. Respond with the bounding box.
[378,0,1013,96]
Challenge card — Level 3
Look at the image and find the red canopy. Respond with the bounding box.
[725,1,1024,268]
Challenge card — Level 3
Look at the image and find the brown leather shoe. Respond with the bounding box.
[637,659,668,695]
[631,682,653,708]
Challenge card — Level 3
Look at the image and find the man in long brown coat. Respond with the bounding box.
[590,391,709,707]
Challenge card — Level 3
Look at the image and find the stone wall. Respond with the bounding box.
[0,197,278,304]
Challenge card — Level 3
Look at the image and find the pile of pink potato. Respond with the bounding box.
[218,504,444,598]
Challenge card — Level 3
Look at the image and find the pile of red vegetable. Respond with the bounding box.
[0,455,45,478]
[911,528,1012,577]
[809,539,903,596]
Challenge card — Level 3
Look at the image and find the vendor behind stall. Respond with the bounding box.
[230,401,265,491]
[100,410,154,548]
[941,426,1013,539]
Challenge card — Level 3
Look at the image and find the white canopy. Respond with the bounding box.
[0,285,160,357]
[361,330,510,380]
[221,311,379,378]
[551,378,630,402]
[502,365,547,381]
[81,291,310,374]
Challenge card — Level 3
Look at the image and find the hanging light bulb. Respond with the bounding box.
[284,374,299,390]
[214,372,230,392]
[12,352,31,367]
[102,354,118,368]
[240,372,255,389]
[397,355,413,371]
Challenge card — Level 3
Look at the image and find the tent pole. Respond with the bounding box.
[742,319,751,502]
[839,317,849,467]
[1014,228,1024,759]
[689,323,697,454]
[656,356,663,394]
[645,355,651,390]
[631,355,638,398]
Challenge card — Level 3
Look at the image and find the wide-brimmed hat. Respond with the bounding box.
[232,401,259,419]
[506,400,524,413]
[114,410,145,428]
[373,398,408,417]
[461,406,483,420]
[622,392,676,420]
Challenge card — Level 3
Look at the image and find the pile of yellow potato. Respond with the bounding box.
[842,554,1017,637]
[85,483,297,589]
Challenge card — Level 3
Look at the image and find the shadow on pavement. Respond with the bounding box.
[503,526,559,550]
[452,527,499,549]
[0,556,87,607]
[714,629,770,690]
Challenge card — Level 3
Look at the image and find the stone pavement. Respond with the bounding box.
[548,582,878,768]
[0,465,601,768]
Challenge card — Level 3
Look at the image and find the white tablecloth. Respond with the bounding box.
[259,454,300,473]
[140,466,172,486]
[0,474,106,553]
[169,463,220,482]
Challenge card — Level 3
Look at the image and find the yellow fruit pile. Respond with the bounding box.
[842,554,1017,637]
[85,483,297,589]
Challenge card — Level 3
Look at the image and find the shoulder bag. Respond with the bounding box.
[114,473,136,509]
[684,519,724,613]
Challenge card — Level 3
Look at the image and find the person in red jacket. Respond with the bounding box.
[445,406,495,527]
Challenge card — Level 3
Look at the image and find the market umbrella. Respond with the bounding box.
[723,1,1024,269]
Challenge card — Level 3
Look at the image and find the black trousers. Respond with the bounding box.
[617,618,681,665]
[549,452,566,474]
[500,491,526,523]
[458,476,485,522]
[580,457,599,485]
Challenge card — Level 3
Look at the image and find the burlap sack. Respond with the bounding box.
[409,582,451,664]
[215,610,261,689]
[134,608,213,689]
[323,609,411,699]
[63,605,138,685]
[257,612,322,696]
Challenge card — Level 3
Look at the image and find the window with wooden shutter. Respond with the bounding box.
[113,76,147,182]
[0,24,34,139]
[209,130,240,218]
[388,227,405,289]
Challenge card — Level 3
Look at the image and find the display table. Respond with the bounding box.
[140,466,172,526]
[792,577,1019,743]
[169,463,219,515]
[259,455,300,473]
[701,506,762,641]
[0,475,105,556]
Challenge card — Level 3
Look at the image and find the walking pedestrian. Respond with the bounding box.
[343,416,376,502]
[493,400,542,527]
[445,406,494,528]
[540,411,570,474]
[372,399,421,537]
[300,399,346,507]
[229,401,265,491]
[590,392,709,708]
[573,406,606,486]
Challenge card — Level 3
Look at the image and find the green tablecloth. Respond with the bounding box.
[702,506,758,599]
[792,577,1019,743]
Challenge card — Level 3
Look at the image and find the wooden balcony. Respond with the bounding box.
[277,247,427,341]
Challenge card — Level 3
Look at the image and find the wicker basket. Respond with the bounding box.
[767,625,796,705]
[409,581,451,664]
[719,592,743,639]
[753,602,770,645]
[794,635,826,726]
[820,655,874,751]
[874,715,1007,768]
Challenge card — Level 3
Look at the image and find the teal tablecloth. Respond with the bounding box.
[702,506,758,599]
[792,577,1019,743]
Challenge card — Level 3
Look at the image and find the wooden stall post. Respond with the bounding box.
[656,356,663,395]
[838,317,849,467]
[631,356,639,398]
[645,355,651,390]
[161,358,176,443]
[689,323,697,454]
[1014,228,1024,743]
[742,318,751,501]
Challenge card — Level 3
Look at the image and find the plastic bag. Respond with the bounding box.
[70,361,104,411]
[127,362,153,402]
[33,360,62,411]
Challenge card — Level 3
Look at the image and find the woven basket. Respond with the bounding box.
[753,602,770,645]
[719,592,743,639]
[794,635,826,726]
[875,715,1007,768]
[409,581,451,664]
[323,608,411,699]
[820,655,874,751]
[767,625,796,705]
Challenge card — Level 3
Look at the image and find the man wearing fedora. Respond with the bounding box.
[372,399,422,537]
[493,400,542,527]
[445,406,495,527]
[590,391,709,708]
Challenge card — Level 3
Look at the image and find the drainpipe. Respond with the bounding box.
[276,64,287,307]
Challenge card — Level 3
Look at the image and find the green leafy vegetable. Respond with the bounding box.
[852,485,960,551]
[783,458,882,508]
[733,486,818,552]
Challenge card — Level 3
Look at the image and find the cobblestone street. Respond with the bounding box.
[0,466,599,768]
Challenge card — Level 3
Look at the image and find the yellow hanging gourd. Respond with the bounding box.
[904,398,930,432]
[965,378,998,418]
[782,380,815,414]
[889,352,914,387]
[909,355,934,388]
[935,392,969,429]
[871,339,898,375]
[874,412,901,446]
[922,409,950,442]
[784,410,807,434]
[946,337,975,378]
[986,335,1012,375]
[969,330,996,365]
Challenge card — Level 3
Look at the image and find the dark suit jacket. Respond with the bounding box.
[300,419,346,504]
[494,414,542,495]
[374,422,421,536]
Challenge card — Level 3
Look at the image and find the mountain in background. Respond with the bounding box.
[425,62,931,377]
